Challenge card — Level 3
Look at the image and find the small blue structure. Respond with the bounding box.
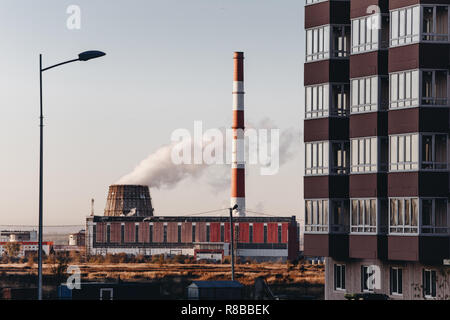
[187,281,243,300]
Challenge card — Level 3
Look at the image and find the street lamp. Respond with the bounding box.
[229,204,238,281]
[38,50,105,300]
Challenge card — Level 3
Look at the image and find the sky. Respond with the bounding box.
[0,0,305,226]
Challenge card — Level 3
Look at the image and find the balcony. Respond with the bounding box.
[303,200,350,259]
[348,198,389,259]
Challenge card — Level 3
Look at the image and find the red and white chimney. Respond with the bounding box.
[231,52,245,217]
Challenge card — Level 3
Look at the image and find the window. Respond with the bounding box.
[351,199,377,233]
[331,142,350,174]
[278,225,282,243]
[149,224,153,243]
[422,199,448,234]
[331,84,350,116]
[206,224,210,242]
[390,268,403,295]
[106,225,111,243]
[263,225,268,244]
[305,84,349,118]
[120,225,124,244]
[305,84,329,118]
[389,70,419,108]
[331,25,350,58]
[178,224,182,243]
[361,266,376,292]
[421,70,448,105]
[220,224,225,242]
[306,25,330,62]
[305,199,329,232]
[235,225,239,243]
[389,198,419,234]
[351,137,377,173]
[334,264,346,291]
[389,134,419,171]
[305,141,329,175]
[135,224,139,243]
[330,200,350,233]
[192,224,196,242]
[100,288,114,300]
[249,225,253,243]
[163,225,167,243]
[422,6,449,42]
[390,6,420,46]
[421,134,447,170]
[423,269,437,298]
[352,15,380,53]
[351,76,378,113]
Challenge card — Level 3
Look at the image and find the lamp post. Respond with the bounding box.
[38,50,105,300]
[229,204,238,281]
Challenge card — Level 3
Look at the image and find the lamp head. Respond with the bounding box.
[78,50,106,61]
[232,204,238,211]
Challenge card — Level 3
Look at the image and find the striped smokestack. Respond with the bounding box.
[231,52,245,217]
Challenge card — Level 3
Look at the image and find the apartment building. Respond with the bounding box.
[303,0,450,299]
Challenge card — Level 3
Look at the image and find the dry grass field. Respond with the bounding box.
[0,262,324,285]
[0,261,325,299]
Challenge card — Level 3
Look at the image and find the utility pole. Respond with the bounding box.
[229,204,238,281]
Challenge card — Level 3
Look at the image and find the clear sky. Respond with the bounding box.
[0,0,305,226]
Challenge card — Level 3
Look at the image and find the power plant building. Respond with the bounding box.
[86,185,299,262]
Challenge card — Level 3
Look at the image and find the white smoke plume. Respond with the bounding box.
[116,140,207,189]
[116,118,300,190]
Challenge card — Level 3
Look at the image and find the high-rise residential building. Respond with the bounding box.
[303,0,450,299]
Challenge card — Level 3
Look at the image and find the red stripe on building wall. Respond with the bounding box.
[125,223,135,243]
[253,223,264,243]
[282,223,289,244]
[139,222,149,243]
[239,223,249,243]
[110,223,121,243]
[153,222,164,243]
[181,222,192,243]
[196,222,206,242]
[267,223,278,243]
[210,223,221,242]
[167,222,178,243]
[96,223,105,243]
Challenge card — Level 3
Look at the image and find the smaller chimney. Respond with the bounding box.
[90,198,95,216]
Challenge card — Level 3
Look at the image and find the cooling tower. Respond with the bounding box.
[104,185,154,217]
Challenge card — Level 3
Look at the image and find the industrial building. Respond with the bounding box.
[86,185,299,262]
[86,212,298,261]
[0,241,53,257]
[86,53,300,262]
[0,230,37,242]
[303,0,450,299]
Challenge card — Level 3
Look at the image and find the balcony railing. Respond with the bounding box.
[305,224,349,234]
